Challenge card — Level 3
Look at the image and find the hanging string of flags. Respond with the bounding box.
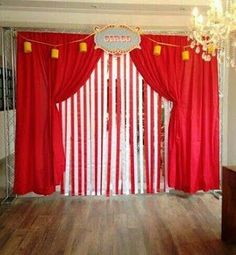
[19,24,216,62]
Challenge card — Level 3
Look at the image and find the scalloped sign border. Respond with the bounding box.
[94,25,141,55]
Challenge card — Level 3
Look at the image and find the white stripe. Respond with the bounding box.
[153,92,158,193]
[90,70,95,195]
[117,57,122,194]
[74,93,79,196]
[132,63,138,194]
[97,58,102,195]
[102,53,109,195]
[65,98,71,196]
[125,53,130,194]
[120,54,125,194]
[86,80,91,195]
[61,102,66,150]
[164,99,171,192]
[80,87,85,195]
[61,101,66,194]
[111,56,117,194]
[138,74,144,194]
[147,86,151,192]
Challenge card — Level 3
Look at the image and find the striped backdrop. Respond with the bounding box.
[58,52,171,196]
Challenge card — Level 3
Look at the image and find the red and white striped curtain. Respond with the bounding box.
[58,52,171,196]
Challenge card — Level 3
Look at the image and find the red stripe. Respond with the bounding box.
[71,96,75,196]
[83,87,87,195]
[89,78,92,194]
[115,56,121,195]
[136,68,140,193]
[106,54,113,196]
[129,58,135,194]
[157,95,162,192]
[100,53,104,194]
[144,82,150,193]
[94,66,98,195]
[150,90,154,193]
[77,91,82,195]
[136,68,139,148]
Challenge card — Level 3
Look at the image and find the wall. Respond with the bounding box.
[221,59,229,167]
[0,0,209,32]
[227,67,236,165]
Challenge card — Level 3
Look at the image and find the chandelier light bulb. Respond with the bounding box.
[190,41,196,49]
[196,15,204,24]
[192,7,199,17]
[195,46,201,54]
[202,44,207,51]
[207,55,212,61]
[213,0,223,13]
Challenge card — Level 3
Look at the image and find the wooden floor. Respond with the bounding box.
[0,193,236,255]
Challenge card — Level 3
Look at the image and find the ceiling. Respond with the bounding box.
[0,0,209,32]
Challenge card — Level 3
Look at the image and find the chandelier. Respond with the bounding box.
[189,0,236,67]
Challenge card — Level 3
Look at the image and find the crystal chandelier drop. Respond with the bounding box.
[189,0,236,67]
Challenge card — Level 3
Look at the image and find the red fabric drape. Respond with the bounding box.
[14,32,102,195]
[130,35,219,193]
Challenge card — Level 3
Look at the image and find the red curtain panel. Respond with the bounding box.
[14,32,103,194]
[130,35,219,193]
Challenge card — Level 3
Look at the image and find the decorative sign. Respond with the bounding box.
[94,24,141,55]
